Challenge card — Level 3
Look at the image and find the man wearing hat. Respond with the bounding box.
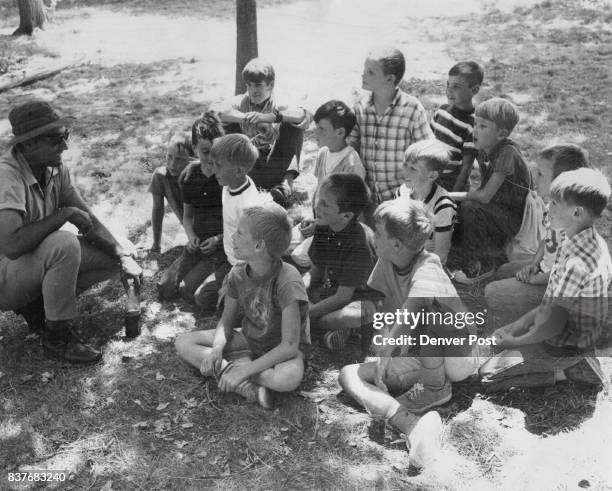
[0,98,142,364]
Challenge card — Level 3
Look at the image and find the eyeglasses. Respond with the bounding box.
[39,129,70,146]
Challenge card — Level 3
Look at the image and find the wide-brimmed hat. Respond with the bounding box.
[7,99,76,147]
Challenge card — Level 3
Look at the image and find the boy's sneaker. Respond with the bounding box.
[323,329,352,352]
[395,381,452,414]
[234,380,273,409]
[452,261,494,285]
[407,411,443,471]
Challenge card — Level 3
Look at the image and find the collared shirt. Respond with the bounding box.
[0,150,79,261]
[543,227,612,349]
[182,168,223,240]
[347,89,434,202]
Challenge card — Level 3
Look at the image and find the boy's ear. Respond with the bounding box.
[336,127,346,140]
[342,211,355,222]
[470,84,481,96]
[498,127,510,139]
[429,170,439,182]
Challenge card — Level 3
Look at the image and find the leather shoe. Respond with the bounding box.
[42,320,102,364]
[13,297,46,333]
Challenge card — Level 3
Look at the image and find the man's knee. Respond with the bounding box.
[178,281,196,304]
[42,231,81,265]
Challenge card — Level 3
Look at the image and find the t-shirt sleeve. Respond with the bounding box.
[462,126,477,156]
[410,101,435,142]
[276,266,309,309]
[347,149,366,179]
[545,258,588,311]
[408,263,447,299]
[367,259,389,296]
[148,167,166,195]
[0,166,26,214]
[492,145,520,176]
[225,266,242,300]
[433,196,457,233]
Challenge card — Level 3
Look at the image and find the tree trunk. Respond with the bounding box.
[13,0,47,36]
[235,0,258,95]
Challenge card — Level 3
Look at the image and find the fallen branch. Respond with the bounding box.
[0,59,85,94]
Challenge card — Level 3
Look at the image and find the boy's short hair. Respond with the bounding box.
[192,111,224,146]
[168,132,194,158]
[369,47,405,86]
[321,174,370,217]
[210,134,259,172]
[404,140,450,174]
[314,100,357,137]
[448,61,484,87]
[243,203,292,259]
[374,199,433,251]
[550,168,611,217]
[539,144,590,179]
[474,97,520,134]
[242,58,275,85]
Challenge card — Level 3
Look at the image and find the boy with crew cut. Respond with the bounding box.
[449,97,532,284]
[192,133,271,311]
[338,199,478,470]
[216,58,312,207]
[348,47,434,205]
[396,140,457,265]
[485,144,590,326]
[431,61,483,192]
[306,174,377,351]
[480,168,611,392]
[175,203,310,408]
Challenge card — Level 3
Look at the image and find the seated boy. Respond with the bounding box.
[396,140,457,265]
[449,98,532,284]
[348,47,434,206]
[305,174,377,351]
[339,199,478,469]
[157,112,225,302]
[192,133,272,311]
[431,61,482,192]
[480,168,611,391]
[149,133,194,252]
[216,58,312,207]
[175,203,310,408]
[485,144,589,326]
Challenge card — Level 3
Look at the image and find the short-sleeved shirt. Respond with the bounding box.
[540,203,564,274]
[477,138,531,211]
[222,176,272,265]
[347,89,434,202]
[0,150,79,261]
[543,227,612,350]
[308,220,375,294]
[229,93,312,153]
[148,166,183,219]
[181,168,223,240]
[226,260,311,357]
[313,146,366,183]
[431,104,476,162]
[396,182,457,252]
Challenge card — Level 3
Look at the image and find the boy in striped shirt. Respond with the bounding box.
[431,61,483,192]
[396,140,457,266]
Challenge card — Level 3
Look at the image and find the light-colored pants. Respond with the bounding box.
[0,231,119,321]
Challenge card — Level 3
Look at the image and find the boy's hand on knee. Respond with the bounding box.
[200,347,223,377]
[516,263,538,283]
[218,364,250,392]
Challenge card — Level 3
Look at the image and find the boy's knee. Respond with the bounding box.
[178,281,196,304]
[194,284,217,311]
[338,363,360,390]
[174,333,190,357]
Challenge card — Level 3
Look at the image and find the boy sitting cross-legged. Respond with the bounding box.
[338,199,478,470]
[396,140,457,265]
[192,133,272,311]
[306,173,377,351]
[175,203,310,408]
[480,168,612,392]
[485,144,590,326]
[157,112,225,302]
[348,47,434,207]
[431,61,483,192]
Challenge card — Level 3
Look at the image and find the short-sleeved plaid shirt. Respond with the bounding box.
[348,89,434,202]
[543,226,612,349]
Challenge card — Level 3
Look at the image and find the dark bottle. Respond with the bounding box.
[124,279,141,339]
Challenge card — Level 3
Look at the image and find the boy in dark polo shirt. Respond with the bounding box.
[157,112,225,303]
[306,174,376,351]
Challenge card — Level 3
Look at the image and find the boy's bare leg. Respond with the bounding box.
[174,329,218,370]
[251,352,305,392]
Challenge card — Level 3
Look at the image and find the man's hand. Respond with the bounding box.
[200,347,223,377]
[186,236,200,254]
[120,255,143,289]
[178,161,199,185]
[63,207,93,234]
[516,262,539,283]
[374,357,390,392]
[300,219,316,238]
[218,364,250,392]
[199,236,219,255]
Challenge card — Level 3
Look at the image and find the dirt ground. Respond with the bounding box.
[1,0,612,489]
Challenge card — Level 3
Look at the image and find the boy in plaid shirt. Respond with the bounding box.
[348,47,433,205]
[480,168,612,392]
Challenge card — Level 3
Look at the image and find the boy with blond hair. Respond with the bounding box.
[348,47,434,205]
[480,168,611,391]
[175,203,310,408]
[396,140,457,265]
[485,144,590,325]
[449,97,532,283]
[217,58,312,207]
[192,133,271,311]
[431,61,483,192]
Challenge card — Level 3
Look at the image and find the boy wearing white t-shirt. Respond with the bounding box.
[193,134,271,310]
